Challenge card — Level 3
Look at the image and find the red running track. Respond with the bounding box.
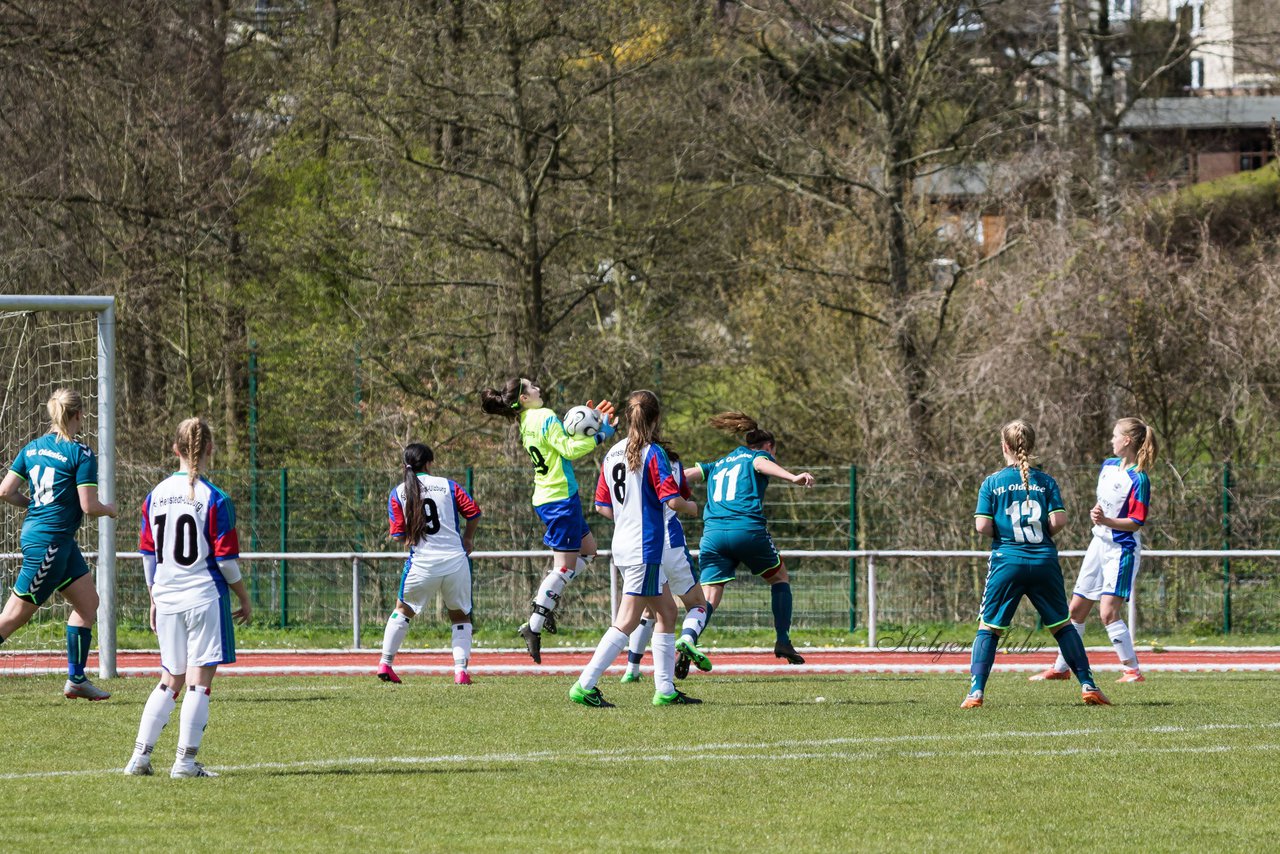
[4,647,1280,676]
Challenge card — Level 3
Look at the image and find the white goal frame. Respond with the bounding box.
[0,295,117,677]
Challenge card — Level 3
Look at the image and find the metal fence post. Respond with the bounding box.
[280,467,289,629]
[1222,461,1232,634]
[848,464,858,632]
[866,553,877,649]
[352,556,361,649]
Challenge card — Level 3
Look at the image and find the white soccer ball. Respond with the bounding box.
[562,405,603,437]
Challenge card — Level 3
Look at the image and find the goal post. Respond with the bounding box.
[0,295,117,677]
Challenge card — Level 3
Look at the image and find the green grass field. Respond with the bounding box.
[3,673,1280,852]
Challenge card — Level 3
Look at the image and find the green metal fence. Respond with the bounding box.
[6,461,1278,637]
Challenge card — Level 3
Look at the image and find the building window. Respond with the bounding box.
[1111,0,1132,20]
[1189,58,1204,89]
[1240,144,1274,172]
[1169,0,1203,34]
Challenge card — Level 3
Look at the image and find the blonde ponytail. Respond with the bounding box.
[47,388,84,442]
[175,417,213,498]
[1001,419,1037,493]
[1117,417,1158,473]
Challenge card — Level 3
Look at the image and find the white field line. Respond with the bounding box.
[3,721,1279,781]
[6,662,1280,677]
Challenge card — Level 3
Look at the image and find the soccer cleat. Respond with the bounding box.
[454,670,472,685]
[619,670,642,684]
[675,636,712,673]
[568,682,614,708]
[674,653,691,680]
[1028,668,1071,681]
[63,678,110,701]
[653,689,702,706]
[171,762,219,778]
[543,610,558,635]
[518,623,542,664]
[960,690,984,709]
[1117,668,1145,683]
[1082,686,1112,706]
[377,664,401,684]
[123,756,153,776]
[774,640,805,665]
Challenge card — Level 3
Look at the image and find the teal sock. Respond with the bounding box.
[67,625,92,682]
[1054,624,1097,689]
[969,629,998,693]
[770,582,793,645]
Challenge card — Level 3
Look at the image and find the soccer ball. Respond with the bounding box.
[563,405,603,437]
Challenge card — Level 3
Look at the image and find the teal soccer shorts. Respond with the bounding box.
[979,556,1071,630]
[15,538,90,606]
[697,527,781,585]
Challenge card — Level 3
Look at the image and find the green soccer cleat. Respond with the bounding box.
[675,636,712,673]
[619,670,642,684]
[653,689,702,706]
[569,682,615,708]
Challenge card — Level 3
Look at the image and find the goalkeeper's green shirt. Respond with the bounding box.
[518,407,597,507]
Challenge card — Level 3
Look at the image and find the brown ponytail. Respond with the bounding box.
[1116,417,1158,473]
[175,417,213,499]
[624,390,662,471]
[480,377,524,420]
[1001,419,1036,494]
[709,411,775,449]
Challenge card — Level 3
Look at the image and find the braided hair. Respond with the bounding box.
[175,417,213,499]
[1001,419,1037,494]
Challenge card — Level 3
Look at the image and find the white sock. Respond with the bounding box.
[175,685,211,766]
[626,617,656,667]
[1106,619,1139,669]
[380,612,410,665]
[681,605,708,642]
[652,632,676,696]
[577,627,628,691]
[451,622,473,672]
[529,566,572,633]
[1053,621,1086,673]
[133,683,177,758]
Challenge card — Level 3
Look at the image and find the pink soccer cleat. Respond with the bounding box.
[377,663,401,684]
[1028,668,1071,681]
[454,670,472,686]
[1117,668,1146,683]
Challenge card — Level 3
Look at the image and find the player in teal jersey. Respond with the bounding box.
[481,377,616,663]
[963,419,1109,709]
[0,388,117,700]
[684,411,814,665]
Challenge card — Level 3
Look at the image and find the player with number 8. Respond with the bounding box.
[480,377,615,663]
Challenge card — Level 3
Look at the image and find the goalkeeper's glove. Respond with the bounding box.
[595,417,617,443]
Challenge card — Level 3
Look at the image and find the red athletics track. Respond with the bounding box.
[4,648,1280,677]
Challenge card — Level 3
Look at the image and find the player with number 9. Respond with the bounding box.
[964,419,1108,709]
[0,388,117,701]
[376,442,482,685]
[481,377,615,663]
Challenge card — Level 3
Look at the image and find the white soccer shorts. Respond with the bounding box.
[1073,536,1140,601]
[399,554,473,615]
[662,548,697,597]
[618,561,668,597]
[157,596,234,674]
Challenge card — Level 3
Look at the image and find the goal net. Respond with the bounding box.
[0,296,116,677]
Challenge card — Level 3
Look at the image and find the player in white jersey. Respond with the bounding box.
[569,390,701,708]
[609,446,712,684]
[1032,417,1157,684]
[125,418,250,779]
[377,442,482,685]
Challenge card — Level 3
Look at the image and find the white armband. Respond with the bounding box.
[218,558,242,585]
